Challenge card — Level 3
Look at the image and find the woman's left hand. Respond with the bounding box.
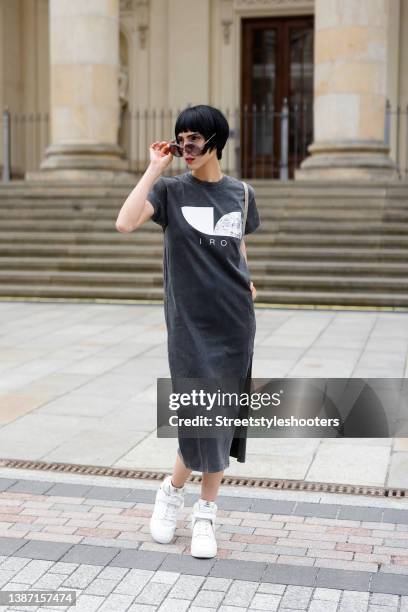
[250,281,256,300]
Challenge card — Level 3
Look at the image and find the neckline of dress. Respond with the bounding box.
[185,171,228,187]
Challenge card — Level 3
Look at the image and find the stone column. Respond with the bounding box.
[27,0,132,181]
[296,0,398,181]
[168,0,210,107]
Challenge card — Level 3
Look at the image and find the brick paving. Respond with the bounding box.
[1,559,407,612]
[0,476,407,610]
[1,477,408,574]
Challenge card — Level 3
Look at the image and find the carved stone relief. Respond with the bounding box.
[136,0,149,49]
[118,31,129,130]
[120,0,134,13]
[222,20,233,44]
[233,0,313,8]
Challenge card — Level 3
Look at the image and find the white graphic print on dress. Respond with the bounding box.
[181,207,242,239]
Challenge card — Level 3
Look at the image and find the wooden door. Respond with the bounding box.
[241,16,314,178]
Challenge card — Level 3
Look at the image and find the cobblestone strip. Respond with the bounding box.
[0,556,408,612]
[0,487,407,574]
[1,477,408,524]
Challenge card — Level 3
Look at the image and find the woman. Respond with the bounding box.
[116,104,260,559]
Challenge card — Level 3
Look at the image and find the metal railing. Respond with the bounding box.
[384,100,408,179]
[2,108,49,181]
[1,100,408,182]
[118,100,312,180]
[1,101,308,181]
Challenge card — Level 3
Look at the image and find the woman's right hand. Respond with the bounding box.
[149,141,173,173]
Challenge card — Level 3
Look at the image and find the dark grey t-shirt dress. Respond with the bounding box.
[147,170,261,472]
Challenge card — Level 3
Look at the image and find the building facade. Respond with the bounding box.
[0,0,407,181]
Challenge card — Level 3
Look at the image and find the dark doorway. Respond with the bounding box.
[241,15,314,178]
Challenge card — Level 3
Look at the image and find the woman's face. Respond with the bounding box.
[177,131,216,169]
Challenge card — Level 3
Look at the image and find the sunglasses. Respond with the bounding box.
[167,132,217,157]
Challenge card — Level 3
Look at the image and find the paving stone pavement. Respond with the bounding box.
[0,301,408,487]
[0,474,407,610]
[1,300,408,609]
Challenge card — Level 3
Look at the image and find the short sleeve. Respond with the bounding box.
[147,176,168,229]
[244,184,261,235]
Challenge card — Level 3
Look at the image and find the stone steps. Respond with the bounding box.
[1,243,407,261]
[1,256,408,275]
[0,281,406,306]
[0,180,407,307]
[0,196,406,208]
[2,212,408,223]
[2,220,408,234]
[2,230,408,247]
[2,201,407,214]
[1,268,407,289]
[0,176,406,191]
[0,200,404,214]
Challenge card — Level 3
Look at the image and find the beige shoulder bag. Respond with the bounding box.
[241,181,249,243]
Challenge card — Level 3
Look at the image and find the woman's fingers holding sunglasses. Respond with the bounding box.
[151,142,167,152]
[150,141,173,161]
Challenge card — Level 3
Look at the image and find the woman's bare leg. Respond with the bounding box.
[201,470,224,502]
[171,452,192,488]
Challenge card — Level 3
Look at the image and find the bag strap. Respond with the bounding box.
[241,181,249,243]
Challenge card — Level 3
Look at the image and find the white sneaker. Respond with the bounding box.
[190,498,218,558]
[149,475,185,544]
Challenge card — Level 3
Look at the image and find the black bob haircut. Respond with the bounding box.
[174,104,229,160]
